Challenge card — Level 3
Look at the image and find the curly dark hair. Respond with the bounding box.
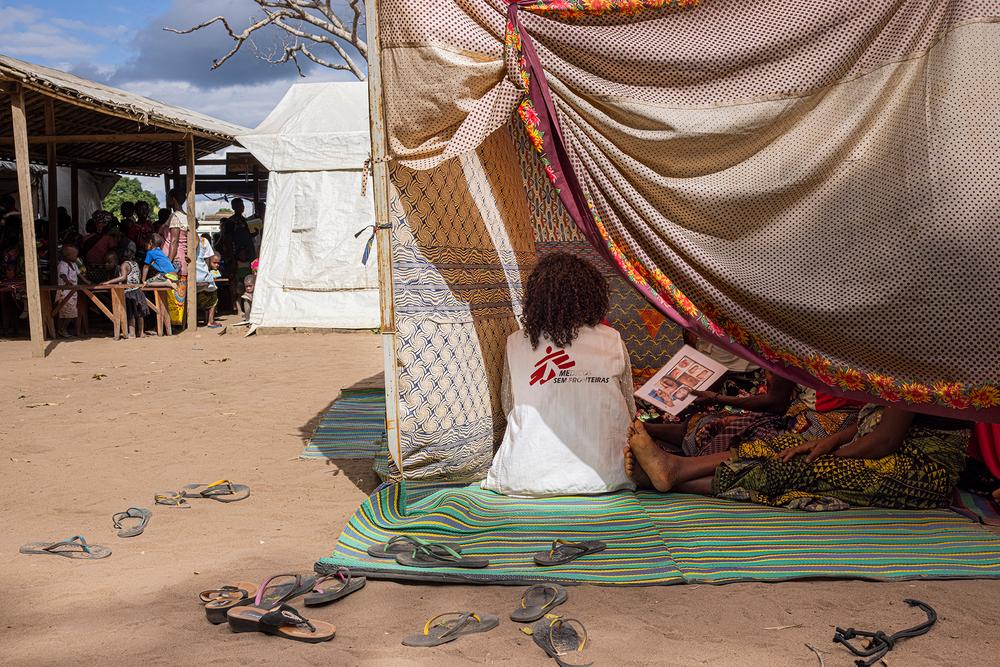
[522,252,609,350]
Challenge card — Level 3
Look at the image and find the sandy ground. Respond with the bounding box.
[1,325,998,666]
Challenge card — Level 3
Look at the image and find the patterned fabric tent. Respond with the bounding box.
[371,0,1000,481]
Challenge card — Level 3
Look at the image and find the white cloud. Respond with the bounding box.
[1,3,129,62]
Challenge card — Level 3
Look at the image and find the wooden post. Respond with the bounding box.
[70,164,79,230]
[184,135,197,332]
[162,173,171,202]
[365,0,402,475]
[45,99,58,285]
[9,84,46,357]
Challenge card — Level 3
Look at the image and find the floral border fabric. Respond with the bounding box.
[504,0,1000,415]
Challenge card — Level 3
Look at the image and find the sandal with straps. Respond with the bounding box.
[154,491,190,508]
[402,611,500,647]
[526,614,593,667]
[395,543,489,569]
[227,603,335,643]
[112,507,151,538]
[533,539,607,566]
[20,535,111,560]
[367,535,464,559]
[511,584,568,623]
[181,480,250,503]
[303,567,366,607]
[201,582,259,624]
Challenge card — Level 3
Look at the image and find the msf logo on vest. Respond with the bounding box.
[530,346,576,386]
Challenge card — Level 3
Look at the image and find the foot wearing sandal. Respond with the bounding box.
[511,584,568,623]
[533,539,607,567]
[304,567,366,607]
[402,612,499,647]
[227,604,335,643]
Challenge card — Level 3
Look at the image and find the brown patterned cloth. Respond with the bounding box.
[377,0,1000,418]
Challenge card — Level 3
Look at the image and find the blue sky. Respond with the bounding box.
[7,1,364,205]
[5,1,362,127]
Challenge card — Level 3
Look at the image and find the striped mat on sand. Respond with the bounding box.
[316,482,1000,586]
[300,389,386,460]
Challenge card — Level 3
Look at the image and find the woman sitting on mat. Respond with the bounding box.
[482,252,636,497]
[626,404,969,510]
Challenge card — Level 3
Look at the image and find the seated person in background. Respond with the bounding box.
[626,405,969,510]
[238,273,255,321]
[482,252,635,497]
[644,371,796,456]
[102,247,148,338]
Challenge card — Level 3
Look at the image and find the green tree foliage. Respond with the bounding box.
[102,177,160,217]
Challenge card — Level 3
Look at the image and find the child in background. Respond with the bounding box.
[239,273,255,321]
[56,244,89,337]
[142,233,176,336]
[103,247,148,338]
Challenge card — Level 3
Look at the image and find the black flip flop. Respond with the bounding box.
[528,615,593,667]
[395,543,489,569]
[367,535,464,559]
[402,612,499,647]
[253,573,318,610]
[228,603,335,643]
[112,507,151,538]
[533,540,607,566]
[511,584,568,623]
[303,567,366,607]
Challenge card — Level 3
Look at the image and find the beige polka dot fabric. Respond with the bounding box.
[378,1,1000,417]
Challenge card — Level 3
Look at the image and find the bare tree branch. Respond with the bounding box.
[166,0,367,80]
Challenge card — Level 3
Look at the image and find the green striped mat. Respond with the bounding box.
[301,390,386,460]
[316,482,1000,586]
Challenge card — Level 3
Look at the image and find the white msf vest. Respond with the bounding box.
[482,324,636,497]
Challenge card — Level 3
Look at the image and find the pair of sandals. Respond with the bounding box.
[368,535,489,569]
[201,569,366,643]
[18,508,154,559]
[155,480,250,508]
[368,535,606,569]
[402,585,589,665]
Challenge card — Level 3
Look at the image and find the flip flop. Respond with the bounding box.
[201,582,259,625]
[154,491,190,508]
[402,612,500,647]
[227,603,335,643]
[181,480,250,503]
[395,543,489,569]
[253,573,318,610]
[526,614,593,667]
[533,540,607,566]
[20,535,111,560]
[367,535,464,559]
[303,567,366,607]
[112,507,151,538]
[510,584,568,623]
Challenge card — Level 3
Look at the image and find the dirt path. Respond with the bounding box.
[1,328,997,666]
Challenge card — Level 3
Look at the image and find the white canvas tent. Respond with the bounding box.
[237,82,378,330]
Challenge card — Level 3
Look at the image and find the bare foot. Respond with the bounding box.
[628,419,679,492]
[624,445,653,490]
